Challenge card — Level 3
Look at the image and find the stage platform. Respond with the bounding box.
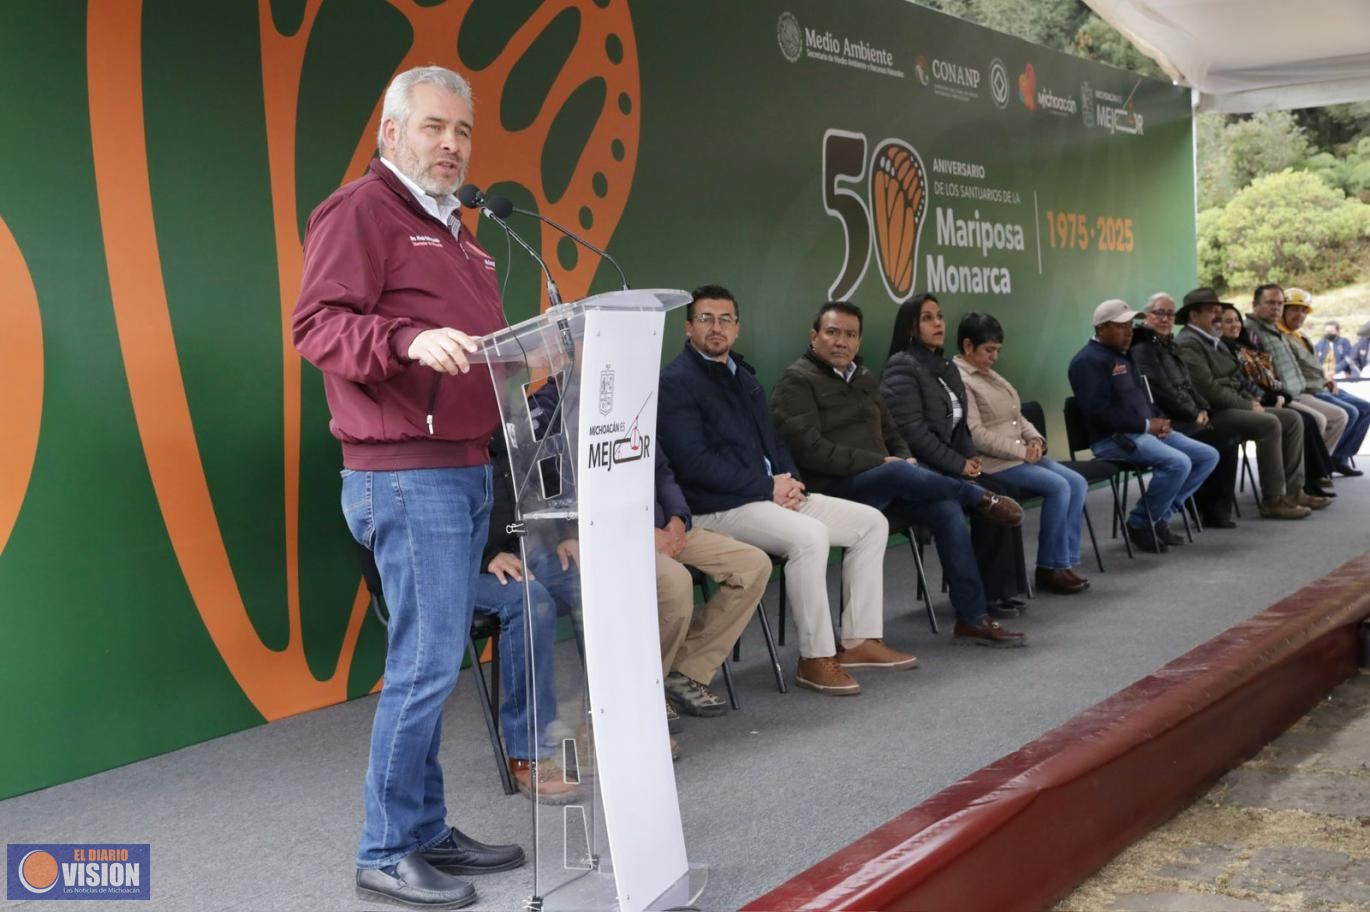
[2,476,1369,912]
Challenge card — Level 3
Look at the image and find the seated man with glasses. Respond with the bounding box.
[1128,292,1240,528]
[657,285,916,696]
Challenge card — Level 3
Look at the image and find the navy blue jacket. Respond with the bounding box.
[1067,338,1157,445]
[655,450,692,530]
[658,343,799,515]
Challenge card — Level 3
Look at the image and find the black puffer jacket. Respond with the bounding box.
[879,344,976,477]
[1129,325,1210,422]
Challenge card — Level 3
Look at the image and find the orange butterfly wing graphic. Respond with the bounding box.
[869,140,928,303]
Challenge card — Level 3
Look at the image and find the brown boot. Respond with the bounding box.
[1296,492,1331,510]
[508,758,581,804]
[1034,566,1087,594]
[1258,496,1310,519]
[973,491,1024,526]
[837,639,918,670]
[795,656,861,695]
[953,618,1028,648]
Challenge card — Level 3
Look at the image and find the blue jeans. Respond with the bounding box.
[827,460,990,625]
[1091,430,1218,526]
[472,574,557,762]
[992,457,1087,570]
[1315,389,1370,462]
[342,466,493,869]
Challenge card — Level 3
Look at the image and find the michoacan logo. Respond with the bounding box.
[822,130,929,304]
[84,0,640,720]
[1019,63,1037,110]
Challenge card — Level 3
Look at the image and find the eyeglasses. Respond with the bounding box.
[1150,310,1175,319]
[692,314,737,327]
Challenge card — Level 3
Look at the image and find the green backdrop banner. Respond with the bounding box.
[0,0,1192,799]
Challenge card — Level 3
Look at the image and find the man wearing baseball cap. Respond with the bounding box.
[1068,299,1219,553]
[1279,288,1369,477]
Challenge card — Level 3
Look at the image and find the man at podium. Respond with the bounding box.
[293,65,523,909]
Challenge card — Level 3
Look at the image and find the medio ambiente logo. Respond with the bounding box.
[777,12,803,63]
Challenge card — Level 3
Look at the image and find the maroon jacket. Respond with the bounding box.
[293,159,506,470]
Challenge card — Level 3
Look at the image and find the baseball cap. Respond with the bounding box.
[1092,299,1138,325]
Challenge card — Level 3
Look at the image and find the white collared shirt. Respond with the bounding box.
[379,157,462,237]
[1186,323,1223,350]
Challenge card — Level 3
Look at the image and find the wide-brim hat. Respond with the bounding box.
[1176,286,1228,325]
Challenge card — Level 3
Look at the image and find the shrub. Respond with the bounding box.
[1199,169,1370,291]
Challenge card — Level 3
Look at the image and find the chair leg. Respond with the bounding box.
[909,538,939,634]
[720,658,740,711]
[755,601,788,694]
[1082,503,1105,573]
[1179,503,1193,541]
[467,637,515,796]
[1111,478,1134,559]
[1134,470,1156,528]
[777,570,787,647]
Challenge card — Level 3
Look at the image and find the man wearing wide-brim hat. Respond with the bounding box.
[1174,287,1316,519]
[1277,287,1369,477]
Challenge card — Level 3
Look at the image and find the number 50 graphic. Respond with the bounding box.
[823,130,929,303]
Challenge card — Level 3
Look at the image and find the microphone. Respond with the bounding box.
[458,184,564,309]
[509,205,629,290]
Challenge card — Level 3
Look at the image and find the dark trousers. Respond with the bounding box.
[1176,423,1239,523]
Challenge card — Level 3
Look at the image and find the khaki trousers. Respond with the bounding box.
[1289,393,1347,453]
[694,493,888,659]
[1210,406,1304,499]
[657,528,770,685]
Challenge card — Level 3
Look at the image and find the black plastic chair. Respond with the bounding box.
[356,542,516,796]
[1020,400,1106,573]
[721,563,787,695]
[1062,397,1140,559]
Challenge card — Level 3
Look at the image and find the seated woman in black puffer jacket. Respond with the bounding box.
[879,293,1030,612]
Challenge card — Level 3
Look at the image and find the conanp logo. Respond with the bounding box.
[7,844,151,901]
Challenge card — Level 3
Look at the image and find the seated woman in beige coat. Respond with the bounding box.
[954,313,1090,595]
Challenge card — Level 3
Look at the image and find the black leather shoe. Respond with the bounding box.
[1153,521,1185,547]
[1126,522,1166,553]
[356,853,476,909]
[1200,514,1237,529]
[1333,462,1364,477]
[422,827,526,875]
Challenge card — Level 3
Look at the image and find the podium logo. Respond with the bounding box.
[597,368,615,416]
[777,12,803,63]
[7,844,150,901]
[822,130,929,304]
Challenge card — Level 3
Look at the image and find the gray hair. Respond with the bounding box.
[377,66,473,152]
[1145,292,1174,311]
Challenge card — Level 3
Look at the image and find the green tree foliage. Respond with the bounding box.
[1198,111,1311,209]
[1300,137,1370,200]
[1072,15,1164,78]
[1198,170,1370,291]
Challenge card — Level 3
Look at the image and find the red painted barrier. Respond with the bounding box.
[745,551,1370,912]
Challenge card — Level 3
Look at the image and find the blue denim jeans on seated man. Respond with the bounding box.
[826,459,990,626]
[992,457,1087,570]
[1315,389,1370,463]
[471,574,558,763]
[341,465,492,870]
[1090,430,1218,528]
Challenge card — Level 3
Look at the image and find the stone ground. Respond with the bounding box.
[1057,670,1370,912]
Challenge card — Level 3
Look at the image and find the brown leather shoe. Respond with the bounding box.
[508,758,581,804]
[973,491,1024,526]
[1034,566,1087,595]
[1259,496,1310,519]
[1063,569,1091,588]
[795,656,861,695]
[953,618,1028,648]
[837,638,918,670]
[1296,492,1331,510]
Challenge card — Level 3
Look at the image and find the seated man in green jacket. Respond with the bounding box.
[769,301,1027,649]
[1173,287,1313,519]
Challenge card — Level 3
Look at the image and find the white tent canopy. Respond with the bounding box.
[1083,0,1370,112]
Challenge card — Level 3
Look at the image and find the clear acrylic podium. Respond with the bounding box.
[474,289,707,912]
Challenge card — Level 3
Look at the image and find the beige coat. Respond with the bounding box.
[953,355,1044,473]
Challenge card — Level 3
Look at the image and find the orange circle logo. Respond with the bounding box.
[19,850,59,893]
